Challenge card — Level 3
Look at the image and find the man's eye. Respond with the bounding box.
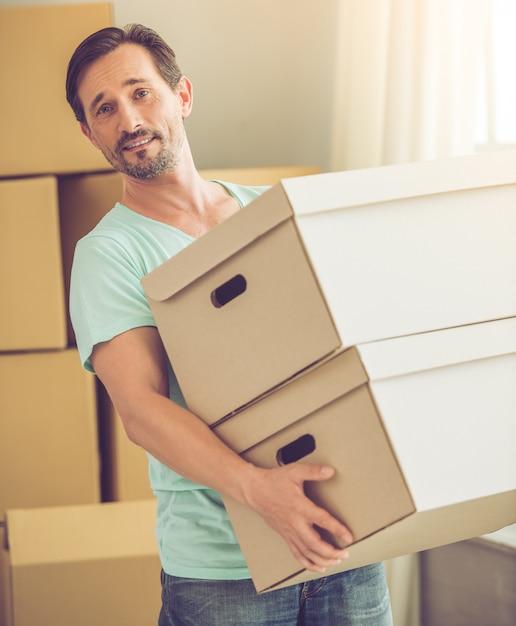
[97,104,112,115]
[136,89,149,98]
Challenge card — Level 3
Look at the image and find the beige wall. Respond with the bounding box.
[1,0,339,171]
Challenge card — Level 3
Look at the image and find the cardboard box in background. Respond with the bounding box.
[59,171,125,344]
[4,500,160,626]
[0,349,100,518]
[96,380,155,502]
[0,3,113,177]
[216,318,516,592]
[199,165,321,185]
[0,176,67,352]
[419,535,516,626]
[143,150,516,423]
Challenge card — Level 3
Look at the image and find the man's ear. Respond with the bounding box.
[80,122,100,149]
[177,76,194,119]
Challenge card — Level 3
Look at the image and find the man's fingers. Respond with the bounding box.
[286,512,351,572]
[288,531,350,573]
[313,506,354,546]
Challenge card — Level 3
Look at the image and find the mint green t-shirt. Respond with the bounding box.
[70,181,267,579]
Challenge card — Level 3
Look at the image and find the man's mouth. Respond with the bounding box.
[123,136,154,151]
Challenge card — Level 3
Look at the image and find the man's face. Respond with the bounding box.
[77,44,190,179]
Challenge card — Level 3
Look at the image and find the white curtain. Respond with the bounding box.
[330,0,490,171]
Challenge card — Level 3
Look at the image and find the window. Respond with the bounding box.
[476,0,516,150]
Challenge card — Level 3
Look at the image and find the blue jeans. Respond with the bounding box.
[158,563,393,625]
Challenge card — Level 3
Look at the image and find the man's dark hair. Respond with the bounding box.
[66,24,183,124]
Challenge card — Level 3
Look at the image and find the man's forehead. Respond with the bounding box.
[82,44,156,86]
[78,45,160,108]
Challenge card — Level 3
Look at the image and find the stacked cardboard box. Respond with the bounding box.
[0,172,106,623]
[0,349,100,513]
[142,150,516,592]
[0,177,67,351]
[0,5,157,626]
[0,5,111,177]
[5,501,160,626]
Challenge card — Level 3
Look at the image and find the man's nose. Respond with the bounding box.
[117,101,142,133]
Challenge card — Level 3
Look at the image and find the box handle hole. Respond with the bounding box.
[277,434,316,465]
[211,274,247,308]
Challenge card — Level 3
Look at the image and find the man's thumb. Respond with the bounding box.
[298,464,336,482]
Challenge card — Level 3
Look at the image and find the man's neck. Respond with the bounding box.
[120,156,240,238]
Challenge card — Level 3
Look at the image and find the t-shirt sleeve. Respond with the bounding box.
[70,233,156,372]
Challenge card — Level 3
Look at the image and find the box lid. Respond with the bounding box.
[281,150,516,216]
[142,184,292,301]
[356,317,516,381]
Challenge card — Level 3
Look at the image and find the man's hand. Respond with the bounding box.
[242,463,353,572]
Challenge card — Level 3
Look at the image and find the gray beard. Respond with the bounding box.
[106,127,183,179]
[115,147,178,179]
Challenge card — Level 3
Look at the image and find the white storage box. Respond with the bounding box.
[215,318,516,592]
[142,151,516,422]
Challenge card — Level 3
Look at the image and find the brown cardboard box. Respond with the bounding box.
[142,192,341,421]
[4,501,160,626]
[215,318,516,592]
[0,176,67,351]
[0,4,113,177]
[58,171,125,344]
[142,150,516,424]
[0,349,100,518]
[215,347,414,591]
